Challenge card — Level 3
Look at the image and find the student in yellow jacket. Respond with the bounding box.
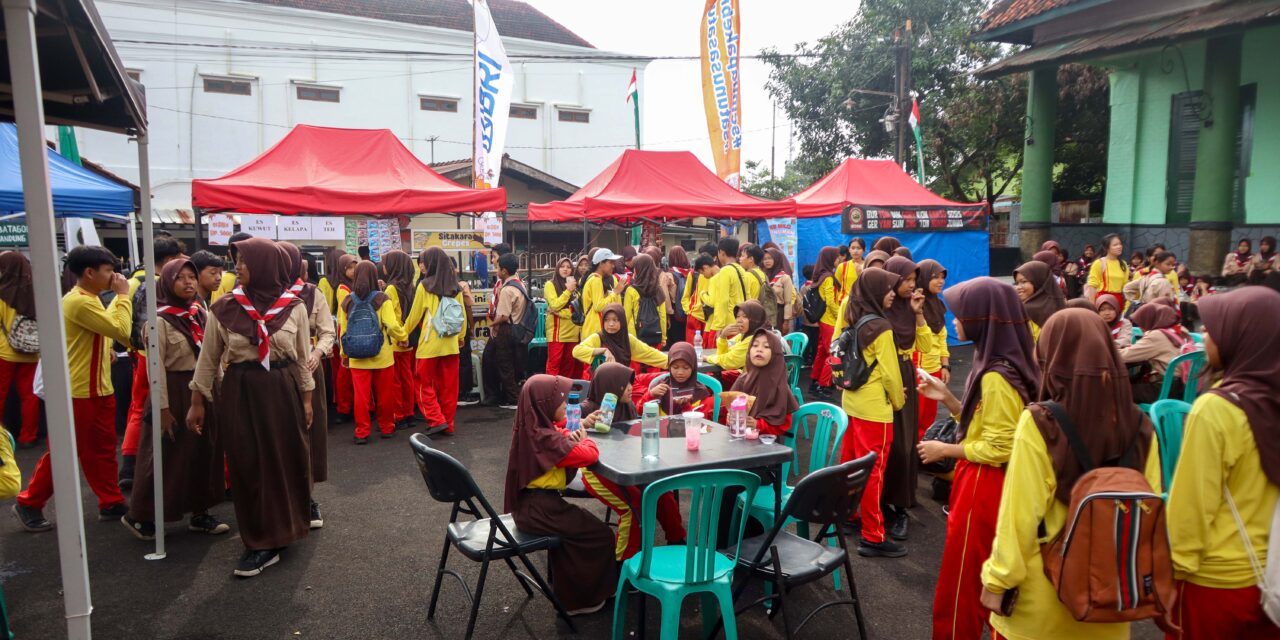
[580,248,623,339]
[684,255,717,347]
[809,247,842,395]
[914,259,950,438]
[316,247,347,312]
[980,309,1161,640]
[380,250,420,430]
[1167,287,1280,639]
[704,238,751,343]
[402,248,470,436]
[544,258,582,379]
[573,304,668,374]
[0,252,41,446]
[338,261,408,443]
[706,300,769,375]
[1084,233,1130,302]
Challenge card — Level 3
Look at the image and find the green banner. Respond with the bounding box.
[0,222,28,246]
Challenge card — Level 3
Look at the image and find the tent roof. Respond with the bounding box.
[528,149,794,222]
[0,123,132,219]
[790,158,986,218]
[191,125,506,215]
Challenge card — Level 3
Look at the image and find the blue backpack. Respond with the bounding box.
[341,291,385,359]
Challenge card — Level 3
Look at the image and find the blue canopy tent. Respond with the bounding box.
[0,122,133,220]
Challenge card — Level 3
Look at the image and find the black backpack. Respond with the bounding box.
[634,294,663,346]
[829,314,882,390]
[569,289,585,325]
[671,269,688,322]
[129,281,149,351]
[504,280,539,345]
[803,284,827,324]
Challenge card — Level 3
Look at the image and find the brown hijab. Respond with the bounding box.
[550,257,574,296]
[322,247,346,291]
[342,260,389,315]
[812,246,840,285]
[1130,303,1179,333]
[210,237,302,341]
[334,254,357,290]
[1034,249,1066,279]
[0,251,36,319]
[764,247,791,279]
[156,258,206,353]
[382,250,419,319]
[863,250,890,270]
[663,342,710,415]
[731,329,798,425]
[945,277,1039,433]
[872,236,902,254]
[843,267,898,349]
[893,246,913,260]
[583,362,638,423]
[504,375,576,511]
[668,246,691,271]
[1200,287,1280,485]
[418,246,459,299]
[278,242,316,311]
[625,254,664,302]
[883,256,919,351]
[733,299,769,336]
[916,259,947,332]
[1030,308,1153,503]
[1015,260,1066,327]
[597,303,632,366]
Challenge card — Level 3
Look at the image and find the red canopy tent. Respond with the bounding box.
[192,125,506,215]
[790,158,986,227]
[528,149,794,222]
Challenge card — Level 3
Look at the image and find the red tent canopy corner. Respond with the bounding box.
[790,158,987,219]
[191,124,506,215]
[528,149,794,222]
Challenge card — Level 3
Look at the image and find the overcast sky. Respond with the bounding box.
[526,0,861,175]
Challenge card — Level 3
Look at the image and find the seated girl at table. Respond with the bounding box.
[727,329,799,437]
[706,300,771,387]
[638,342,715,419]
[578,363,686,560]
[573,303,667,402]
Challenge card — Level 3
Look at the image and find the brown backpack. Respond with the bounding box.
[1037,401,1178,630]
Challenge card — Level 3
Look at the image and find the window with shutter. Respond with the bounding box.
[1165,90,1202,225]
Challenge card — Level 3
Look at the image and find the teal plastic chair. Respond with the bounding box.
[1149,399,1192,496]
[527,300,548,350]
[784,354,804,407]
[648,372,723,420]
[611,469,760,640]
[783,332,808,358]
[1190,332,1204,345]
[1137,350,1207,413]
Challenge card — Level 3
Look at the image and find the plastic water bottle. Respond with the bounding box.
[728,396,749,439]
[595,392,619,432]
[693,330,704,360]
[641,401,661,461]
[566,392,581,432]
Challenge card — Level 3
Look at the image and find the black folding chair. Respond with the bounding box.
[409,434,577,639]
[722,453,876,640]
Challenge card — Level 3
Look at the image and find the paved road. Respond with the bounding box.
[2,346,1162,639]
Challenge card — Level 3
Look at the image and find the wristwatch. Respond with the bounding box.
[940,364,952,371]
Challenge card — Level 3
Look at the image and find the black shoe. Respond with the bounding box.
[888,511,909,541]
[931,477,952,503]
[422,423,449,437]
[99,503,128,522]
[16,440,37,450]
[808,381,820,393]
[841,517,863,536]
[234,548,281,577]
[334,413,352,424]
[857,538,907,558]
[394,418,415,432]
[353,436,369,445]
[118,454,136,491]
[12,503,53,532]
[379,430,395,439]
[189,513,230,534]
[309,502,324,530]
[457,395,480,407]
[121,514,156,541]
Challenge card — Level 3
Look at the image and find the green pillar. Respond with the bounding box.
[1188,35,1243,275]
[1019,66,1056,260]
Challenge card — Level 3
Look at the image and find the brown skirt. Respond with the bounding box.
[129,370,224,522]
[220,362,312,550]
[883,357,920,509]
[310,365,328,484]
[511,491,617,611]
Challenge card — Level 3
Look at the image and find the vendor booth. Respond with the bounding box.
[0,123,133,220]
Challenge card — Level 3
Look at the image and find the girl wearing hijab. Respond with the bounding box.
[762,247,795,331]
[872,236,902,255]
[573,304,667,387]
[331,253,358,419]
[706,300,769,385]
[0,252,40,446]
[881,255,930,539]
[504,375,616,615]
[835,238,865,306]
[915,278,1039,640]
[318,247,345,312]
[1013,259,1067,343]
[1255,235,1278,280]
[1033,250,1068,295]
[1084,233,1129,302]
[638,342,714,418]
[339,261,409,443]
[863,250,890,271]
[122,259,228,541]
[1118,302,1190,404]
[575,254,591,281]
[1094,293,1132,347]
[1073,244,1096,297]
[980,309,1159,640]
[1167,287,1280,639]
[1222,238,1256,286]
[730,328,799,437]
[580,248,621,339]
[621,254,667,349]
[188,237,315,577]
[381,250,419,429]
[643,246,677,333]
[808,246,841,397]
[402,247,469,436]
[543,257,582,378]
[914,260,950,438]
[832,268,907,558]
[666,246,691,347]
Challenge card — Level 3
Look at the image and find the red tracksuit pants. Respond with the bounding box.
[122,352,148,455]
[842,416,893,543]
[581,470,686,561]
[18,395,123,510]
[333,345,353,415]
[1169,582,1280,640]
[546,341,582,379]
[932,460,1005,640]
[702,329,717,350]
[393,350,415,422]
[811,322,835,386]
[0,359,39,444]
[415,355,459,431]
[685,316,705,344]
[351,366,397,438]
[918,369,941,438]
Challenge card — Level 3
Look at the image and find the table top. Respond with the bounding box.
[696,363,723,374]
[587,416,792,486]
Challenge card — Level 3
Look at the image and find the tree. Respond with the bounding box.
[740,159,815,200]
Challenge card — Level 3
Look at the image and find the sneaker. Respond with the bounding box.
[457,396,480,407]
[118,454,136,491]
[499,404,518,410]
[857,538,907,558]
[379,431,396,439]
[121,514,156,541]
[394,418,415,432]
[353,436,369,445]
[888,511,909,541]
[189,514,230,535]
[566,600,607,617]
[99,503,128,522]
[12,503,53,532]
[233,548,281,578]
[422,423,449,437]
[309,502,324,530]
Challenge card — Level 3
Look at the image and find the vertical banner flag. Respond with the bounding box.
[473,0,513,192]
[909,97,925,185]
[765,218,798,278]
[700,0,742,189]
[626,69,640,149]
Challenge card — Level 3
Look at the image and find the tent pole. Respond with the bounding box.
[525,218,531,279]
[138,133,166,560]
[192,206,203,251]
[2,0,93,637]
[126,211,139,270]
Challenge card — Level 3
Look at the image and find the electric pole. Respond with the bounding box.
[426,135,439,164]
[894,21,913,168]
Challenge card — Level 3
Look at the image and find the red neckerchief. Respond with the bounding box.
[157,303,205,347]
[229,286,298,369]
[289,278,305,296]
[489,276,523,319]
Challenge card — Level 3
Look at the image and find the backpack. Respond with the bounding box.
[569,289,585,326]
[633,293,663,346]
[671,269,688,322]
[427,294,466,338]
[1037,401,1177,628]
[803,283,827,324]
[341,291,386,359]
[828,314,882,391]
[1224,486,1280,627]
[3,314,38,354]
[757,272,780,329]
[130,281,148,351]
[504,280,539,345]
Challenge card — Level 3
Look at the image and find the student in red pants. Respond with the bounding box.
[809,247,841,398]
[915,260,950,437]
[0,252,40,446]
[402,247,469,436]
[543,258,582,378]
[331,254,356,419]
[381,250,419,429]
[338,261,407,444]
[13,246,133,531]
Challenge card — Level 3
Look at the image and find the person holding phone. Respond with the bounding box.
[638,342,713,418]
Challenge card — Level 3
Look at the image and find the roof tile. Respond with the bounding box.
[978,0,1085,34]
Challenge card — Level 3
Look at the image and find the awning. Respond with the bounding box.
[0,122,132,219]
[790,158,986,223]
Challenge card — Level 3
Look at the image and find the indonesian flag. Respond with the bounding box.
[908,97,925,184]
[909,98,922,139]
[626,69,640,149]
[626,69,638,104]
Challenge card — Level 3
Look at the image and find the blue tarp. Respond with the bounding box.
[0,123,133,219]
[758,215,990,345]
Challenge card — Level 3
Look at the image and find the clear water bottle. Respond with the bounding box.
[595,392,619,432]
[693,330,704,360]
[641,401,661,461]
[728,396,749,439]
[566,392,581,432]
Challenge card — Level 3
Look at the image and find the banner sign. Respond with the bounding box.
[840,205,988,234]
[278,215,312,240]
[473,0,513,193]
[207,214,234,245]
[474,212,503,245]
[700,0,742,189]
[412,230,487,253]
[0,222,27,246]
[241,214,277,239]
[313,216,344,240]
[764,217,798,275]
[344,218,401,261]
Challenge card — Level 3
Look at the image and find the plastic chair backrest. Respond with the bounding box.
[781,453,874,534]
[1190,332,1204,345]
[1156,350,1206,403]
[638,469,759,584]
[784,402,849,481]
[783,332,808,357]
[1149,399,1191,491]
[529,300,548,346]
[409,434,516,535]
[647,372,723,419]
[784,354,802,389]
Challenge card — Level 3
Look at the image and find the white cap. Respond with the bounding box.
[592,247,624,264]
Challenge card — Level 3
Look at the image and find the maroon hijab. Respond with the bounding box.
[0,251,35,320]
[1033,249,1066,278]
[210,237,301,341]
[504,375,576,511]
[583,362,638,423]
[1130,303,1179,332]
[342,261,389,314]
[843,267,898,349]
[157,258,206,353]
[663,342,710,415]
[812,246,840,285]
[597,303,632,366]
[883,255,919,351]
[1015,260,1066,326]
[731,329,798,425]
[764,247,791,280]
[278,242,317,311]
[916,259,947,333]
[1200,287,1280,485]
[872,236,902,254]
[945,277,1040,434]
[863,250,890,270]
[668,246,691,271]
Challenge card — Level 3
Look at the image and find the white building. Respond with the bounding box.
[73,0,646,221]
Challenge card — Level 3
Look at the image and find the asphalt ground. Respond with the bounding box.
[2,346,1163,639]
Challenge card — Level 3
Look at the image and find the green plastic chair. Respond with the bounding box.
[784,354,804,406]
[1190,332,1204,345]
[648,372,723,420]
[527,300,548,350]
[1137,350,1207,413]
[611,469,760,640]
[1149,399,1192,496]
[783,332,808,358]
